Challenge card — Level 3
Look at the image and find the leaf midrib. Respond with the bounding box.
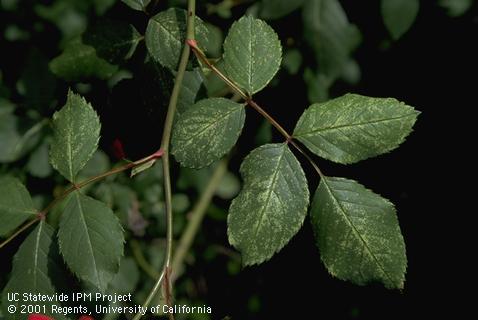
[251,145,286,240]
[75,193,100,285]
[295,113,416,137]
[321,178,395,285]
[66,102,74,181]
[32,221,43,290]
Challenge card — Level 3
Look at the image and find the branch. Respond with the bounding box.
[171,158,228,282]
[0,149,164,250]
[132,1,197,319]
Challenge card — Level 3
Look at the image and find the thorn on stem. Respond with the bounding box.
[152,148,165,159]
[186,39,198,49]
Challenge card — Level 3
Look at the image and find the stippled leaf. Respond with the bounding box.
[293,93,419,164]
[0,177,36,237]
[83,19,142,64]
[223,15,282,95]
[381,0,419,40]
[50,91,101,182]
[171,98,245,168]
[58,192,124,292]
[2,221,65,320]
[49,38,118,81]
[145,8,209,70]
[228,143,309,265]
[121,0,151,11]
[310,177,407,289]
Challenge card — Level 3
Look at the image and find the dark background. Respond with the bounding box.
[1,0,476,319]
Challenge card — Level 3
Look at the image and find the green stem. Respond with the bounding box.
[171,158,228,282]
[133,1,197,319]
[0,150,164,250]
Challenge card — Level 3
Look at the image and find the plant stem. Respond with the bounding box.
[189,42,324,176]
[246,99,292,141]
[0,149,164,250]
[171,158,228,282]
[0,218,39,249]
[133,1,197,319]
[187,41,248,100]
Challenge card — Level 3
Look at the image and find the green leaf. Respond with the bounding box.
[0,107,45,163]
[282,49,302,75]
[121,0,151,12]
[145,8,209,70]
[228,143,309,265]
[293,93,419,164]
[302,0,361,79]
[223,15,282,95]
[0,177,36,237]
[310,177,407,289]
[2,221,65,320]
[34,2,87,39]
[92,0,116,15]
[27,140,53,178]
[50,90,101,182]
[216,172,241,200]
[439,0,472,17]
[260,0,305,20]
[171,98,245,169]
[303,67,332,103]
[381,0,419,40]
[205,59,228,97]
[58,192,124,292]
[83,19,142,64]
[108,257,140,294]
[78,150,110,180]
[177,69,206,117]
[49,38,118,81]
[203,23,223,58]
